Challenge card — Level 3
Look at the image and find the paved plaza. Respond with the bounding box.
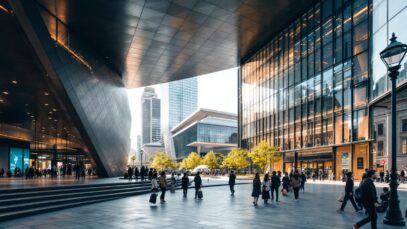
[0,181,406,229]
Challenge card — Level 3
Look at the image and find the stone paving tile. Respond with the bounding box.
[0,182,406,229]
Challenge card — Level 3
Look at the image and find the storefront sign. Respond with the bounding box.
[341,152,350,170]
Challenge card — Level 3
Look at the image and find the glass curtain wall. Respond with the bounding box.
[240,0,370,150]
[371,0,407,98]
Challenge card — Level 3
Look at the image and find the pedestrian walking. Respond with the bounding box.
[282,172,290,193]
[353,170,380,229]
[194,172,202,199]
[229,171,236,195]
[128,167,133,181]
[270,171,280,202]
[170,173,176,193]
[159,171,167,203]
[337,172,361,213]
[251,172,261,206]
[379,171,384,182]
[262,173,271,204]
[291,172,301,200]
[134,167,139,180]
[300,172,306,192]
[385,170,389,183]
[150,173,159,205]
[400,170,405,184]
[181,173,189,198]
[140,166,145,180]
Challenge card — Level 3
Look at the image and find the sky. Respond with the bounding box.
[127,67,238,149]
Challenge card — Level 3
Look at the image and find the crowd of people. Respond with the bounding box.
[126,166,159,181]
[336,169,404,229]
[0,163,93,180]
[144,166,407,228]
[251,170,306,206]
[149,171,202,204]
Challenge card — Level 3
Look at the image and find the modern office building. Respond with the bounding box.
[171,109,237,159]
[141,87,161,145]
[239,0,407,179]
[369,0,407,172]
[162,77,198,157]
[3,0,406,178]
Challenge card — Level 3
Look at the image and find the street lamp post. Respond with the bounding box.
[380,33,407,226]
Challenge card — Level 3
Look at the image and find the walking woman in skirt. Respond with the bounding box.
[252,173,261,206]
[262,173,271,204]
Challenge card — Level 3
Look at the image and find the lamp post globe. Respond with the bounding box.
[380,33,407,226]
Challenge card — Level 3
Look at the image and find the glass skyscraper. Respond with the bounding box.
[239,0,370,180]
[168,77,198,129]
[162,77,198,157]
[142,87,161,144]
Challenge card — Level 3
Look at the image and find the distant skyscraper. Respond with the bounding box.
[142,87,161,144]
[168,77,198,129]
[162,77,198,158]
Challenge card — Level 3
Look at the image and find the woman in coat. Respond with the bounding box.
[194,172,202,199]
[159,171,167,203]
[251,172,261,206]
[262,173,271,204]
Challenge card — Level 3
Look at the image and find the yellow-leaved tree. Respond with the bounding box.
[150,152,176,171]
[222,148,248,170]
[248,140,280,173]
[179,152,201,169]
[130,155,137,167]
[201,151,221,169]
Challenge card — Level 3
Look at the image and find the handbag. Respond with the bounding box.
[337,193,345,202]
[282,188,288,196]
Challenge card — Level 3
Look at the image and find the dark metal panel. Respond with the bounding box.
[34,0,318,88]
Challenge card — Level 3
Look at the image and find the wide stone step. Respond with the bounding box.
[0,180,182,221]
[0,185,150,206]
[0,197,121,221]
[0,189,152,214]
[0,182,151,200]
[0,180,152,194]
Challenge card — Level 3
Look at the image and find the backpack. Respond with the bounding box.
[354,187,362,202]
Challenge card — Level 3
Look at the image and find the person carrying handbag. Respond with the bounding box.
[150,173,159,204]
[262,173,271,204]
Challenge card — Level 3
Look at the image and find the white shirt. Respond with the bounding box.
[151,178,159,190]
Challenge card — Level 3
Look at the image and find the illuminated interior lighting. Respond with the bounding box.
[44,92,49,96]
[11,80,18,84]
[0,99,3,102]
[50,35,93,72]
[48,117,52,120]
[44,103,49,106]
[53,108,57,111]
[3,91,8,95]
[344,6,368,24]
[0,4,10,14]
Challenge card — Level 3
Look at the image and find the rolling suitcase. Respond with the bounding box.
[149,192,157,204]
[198,189,203,199]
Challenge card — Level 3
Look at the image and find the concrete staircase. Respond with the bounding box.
[0,180,180,221]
